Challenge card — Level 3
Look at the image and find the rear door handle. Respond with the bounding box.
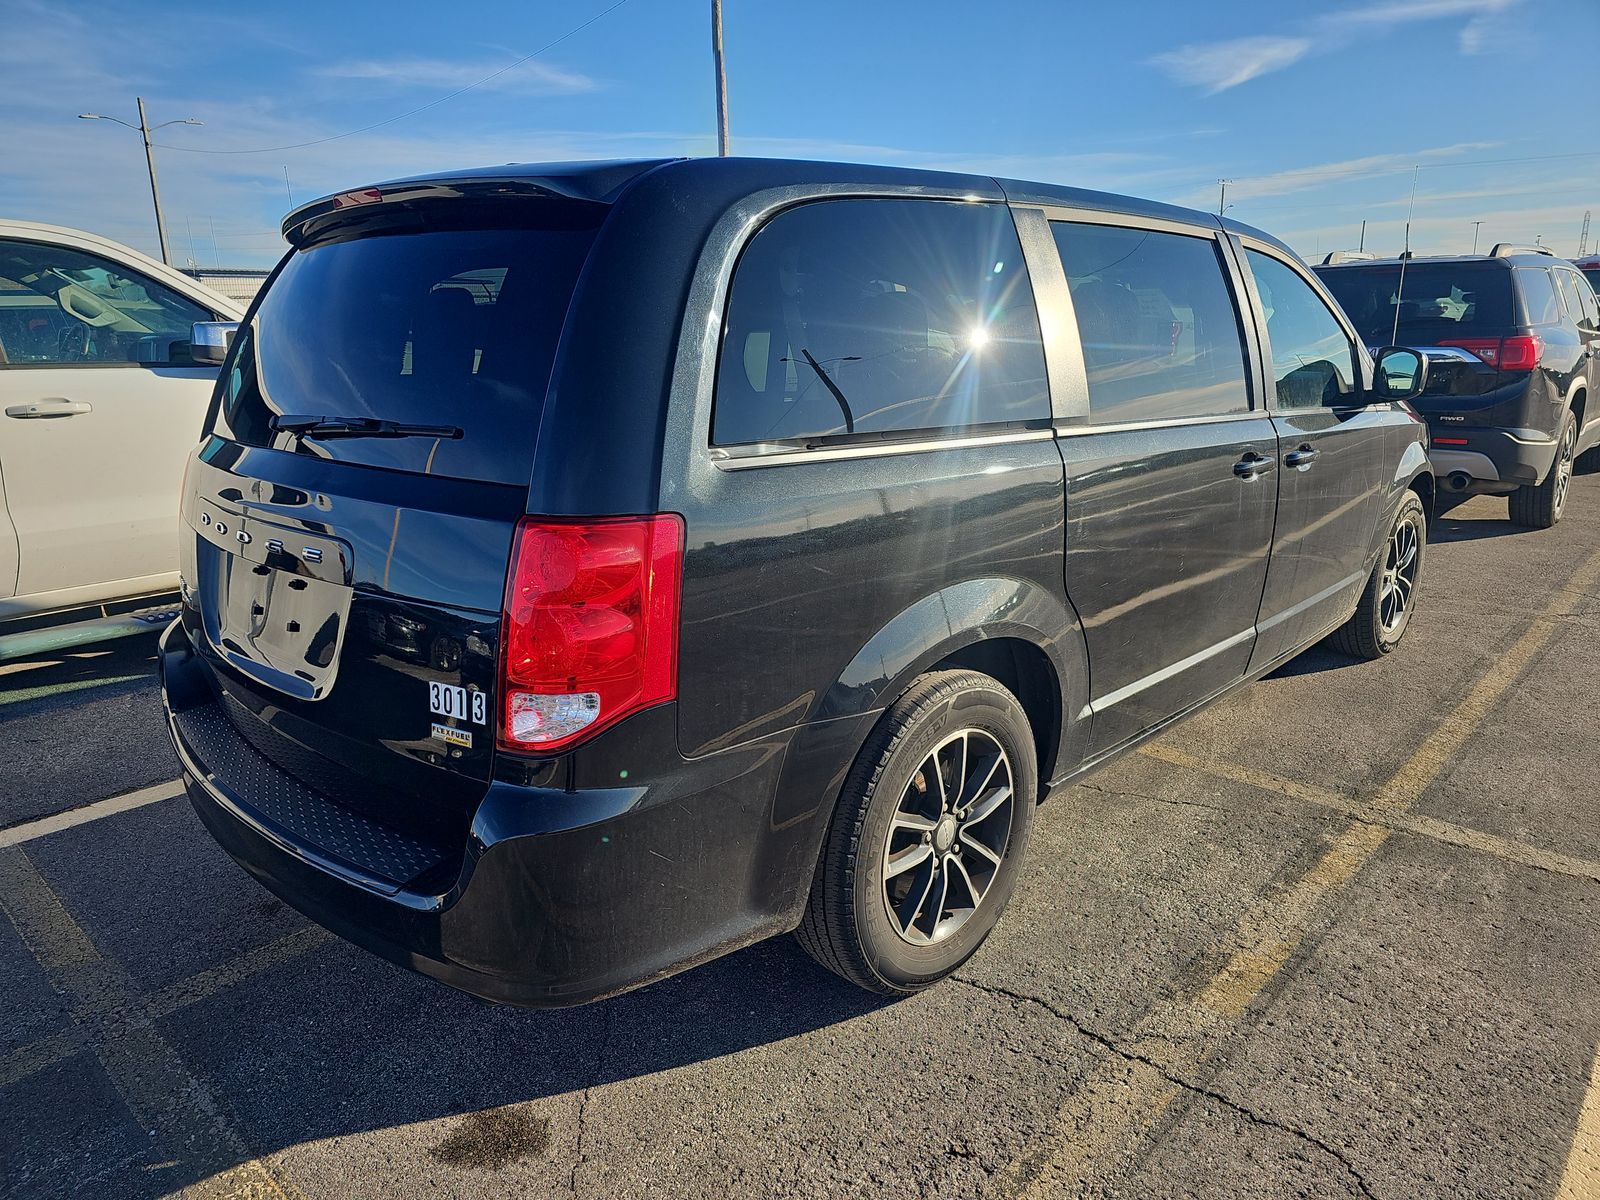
[1285,446,1321,468]
[5,399,92,419]
[1233,453,1274,480]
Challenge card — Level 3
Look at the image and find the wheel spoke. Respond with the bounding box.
[946,854,984,909]
[891,810,938,835]
[886,842,933,879]
[894,859,938,938]
[915,862,949,938]
[963,784,1012,830]
[930,751,948,814]
[951,733,968,808]
[958,751,1004,814]
[959,829,1002,868]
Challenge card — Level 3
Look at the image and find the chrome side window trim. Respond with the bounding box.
[710,427,1055,471]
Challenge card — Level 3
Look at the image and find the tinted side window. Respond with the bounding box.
[712,199,1048,446]
[1555,270,1595,330]
[1051,222,1248,423]
[1517,268,1564,326]
[1246,250,1356,410]
[0,238,212,366]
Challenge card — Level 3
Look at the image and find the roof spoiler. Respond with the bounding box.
[1321,251,1379,265]
[1488,243,1554,258]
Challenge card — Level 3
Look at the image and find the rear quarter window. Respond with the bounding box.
[712,198,1049,447]
[1515,267,1565,327]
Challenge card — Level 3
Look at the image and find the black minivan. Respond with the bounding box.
[161,158,1431,1005]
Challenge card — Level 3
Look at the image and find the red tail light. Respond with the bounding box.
[1496,334,1542,372]
[1440,334,1542,372]
[498,514,684,753]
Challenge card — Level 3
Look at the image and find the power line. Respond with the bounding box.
[152,0,630,156]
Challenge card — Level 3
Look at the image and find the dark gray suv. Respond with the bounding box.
[160,158,1431,1005]
[1317,245,1600,527]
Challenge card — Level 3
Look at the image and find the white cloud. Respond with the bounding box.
[1150,36,1313,94]
[315,56,598,96]
[1187,141,1495,206]
[1336,0,1517,27]
[1152,0,1523,91]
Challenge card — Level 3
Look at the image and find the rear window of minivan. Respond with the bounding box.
[1316,263,1515,345]
[214,205,601,485]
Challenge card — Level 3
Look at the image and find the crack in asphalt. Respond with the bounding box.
[955,976,1378,1200]
[569,1003,616,1197]
[1073,781,1236,817]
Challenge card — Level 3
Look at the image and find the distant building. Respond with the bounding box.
[179,268,269,305]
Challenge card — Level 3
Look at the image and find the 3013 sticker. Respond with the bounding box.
[429,682,487,724]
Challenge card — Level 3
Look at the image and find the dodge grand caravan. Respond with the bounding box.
[161,158,1431,1005]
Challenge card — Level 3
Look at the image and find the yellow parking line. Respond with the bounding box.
[0,846,306,1199]
[1140,743,1600,885]
[1558,1044,1600,1199]
[1008,547,1600,1197]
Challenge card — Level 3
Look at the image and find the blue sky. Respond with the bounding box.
[3,0,1596,268]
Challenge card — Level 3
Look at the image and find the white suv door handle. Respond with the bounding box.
[5,399,93,419]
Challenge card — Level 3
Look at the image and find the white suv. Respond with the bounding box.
[0,221,244,633]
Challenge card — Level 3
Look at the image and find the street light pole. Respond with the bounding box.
[1471,220,1483,255]
[712,0,730,156]
[135,98,171,265]
[1217,179,1230,215]
[78,100,202,266]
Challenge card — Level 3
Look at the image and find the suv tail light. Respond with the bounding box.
[1440,334,1542,372]
[498,515,684,753]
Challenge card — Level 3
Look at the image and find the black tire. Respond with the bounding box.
[1331,492,1426,661]
[794,670,1037,995]
[1509,411,1576,529]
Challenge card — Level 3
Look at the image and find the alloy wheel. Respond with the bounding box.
[1553,423,1575,519]
[1378,513,1421,634]
[881,729,1014,945]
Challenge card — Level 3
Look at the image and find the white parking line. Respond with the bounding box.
[0,779,184,848]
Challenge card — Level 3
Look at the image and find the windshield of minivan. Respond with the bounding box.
[1315,262,1514,346]
[214,208,600,485]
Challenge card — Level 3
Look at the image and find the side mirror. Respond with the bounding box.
[190,321,239,367]
[1372,346,1427,402]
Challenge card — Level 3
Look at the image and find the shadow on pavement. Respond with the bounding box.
[0,633,161,702]
[138,918,897,1196]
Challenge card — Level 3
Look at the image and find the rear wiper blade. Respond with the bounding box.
[270,414,463,440]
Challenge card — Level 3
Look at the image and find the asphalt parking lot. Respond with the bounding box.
[3,480,1600,1200]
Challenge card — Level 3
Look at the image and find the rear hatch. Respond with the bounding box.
[179,186,606,864]
[1316,261,1526,411]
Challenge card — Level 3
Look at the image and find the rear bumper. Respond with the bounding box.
[159,619,806,1006]
[1427,425,1557,488]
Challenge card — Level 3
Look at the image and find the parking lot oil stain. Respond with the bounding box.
[429,1107,551,1169]
[254,899,283,918]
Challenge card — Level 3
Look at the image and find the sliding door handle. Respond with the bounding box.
[1233,453,1274,480]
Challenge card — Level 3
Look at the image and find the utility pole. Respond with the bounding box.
[79,99,202,266]
[1217,179,1230,215]
[712,0,730,156]
[135,98,170,264]
[1471,220,1483,255]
